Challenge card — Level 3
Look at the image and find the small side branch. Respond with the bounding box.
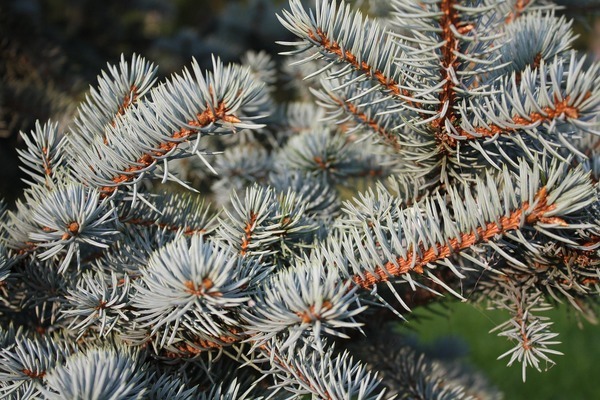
[505,0,533,24]
[329,95,402,152]
[160,332,241,358]
[307,29,410,101]
[100,102,240,197]
[352,187,554,290]
[114,85,139,123]
[279,0,422,110]
[124,218,207,236]
[240,211,258,256]
[103,84,140,144]
[459,94,582,140]
[260,344,335,400]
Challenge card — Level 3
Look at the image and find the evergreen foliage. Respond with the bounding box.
[1,0,599,398]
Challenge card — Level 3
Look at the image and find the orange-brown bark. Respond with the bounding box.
[457,95,582,140]
[125,218,207,236]
[332,96,402,151]
[240,211,258,255]
[352,187,555,289]
[432,0,462,148]
[100,101,240,197]
[307,29,416,107]
[506,0,532,24]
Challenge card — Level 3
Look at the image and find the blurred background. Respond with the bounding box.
[0,0,291,202]
[0,0,599,398]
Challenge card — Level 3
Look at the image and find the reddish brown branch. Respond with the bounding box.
[432,2,550,149]
[515,53,542,86]
[297,301,333,324]
[331,96,402,151]
[512,292,532,351]
[125,218,207,236]
[41,146,53,180]
[100,101,240,198]
[431,0,462,149]
[103,85,140,144]
[259,343,334,400]
[16,221,80,254]
[313,156,329,171]
[161,330,241,358]
[352,187,555,290]
[115,85,139,122]
[559,235,600,269]
[16,217,207,256]
[457,95,582,140]
[307,29,415,106]
[240,211,258,255]
[95,300,108,310]
[505,0,532,24]
[22,369,46,379]
[184,278,222,297]
[16,242,37,255]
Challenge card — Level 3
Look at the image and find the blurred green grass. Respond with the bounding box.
[394,301,600,399]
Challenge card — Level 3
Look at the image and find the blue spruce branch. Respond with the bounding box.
[0,0,599,397]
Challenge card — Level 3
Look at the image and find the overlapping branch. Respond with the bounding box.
[312,80,404,152]
[330,160,597,293]
[278,0,420,108]
[17,121,66,188]
[70,54,157,147]
[68,57,268,197]
[98,101,241,197]
[351,186,554,289]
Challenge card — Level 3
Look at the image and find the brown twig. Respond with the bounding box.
[125,218,207,236]
[457,94,583,140]
[431,0,463,149]
[306,29,417,108]
[240,211,258,256]
[505,0,533,24]
[330,96,402,152]
[352,186,556,289]
[99,101,240,198]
